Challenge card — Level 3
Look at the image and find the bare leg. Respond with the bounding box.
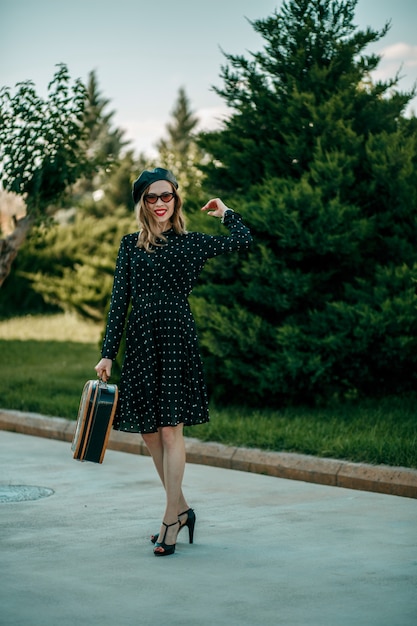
[142,424,189,521]
[141,431,165,485]
[151,425,186,553]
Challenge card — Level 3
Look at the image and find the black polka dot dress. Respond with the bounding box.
[101,210,253,434]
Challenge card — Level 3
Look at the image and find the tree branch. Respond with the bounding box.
[0,214,35,287]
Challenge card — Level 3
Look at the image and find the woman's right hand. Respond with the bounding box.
[201,197,231,219]
[94,358,113,382]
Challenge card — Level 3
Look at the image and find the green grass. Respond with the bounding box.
[0,339,100,419]
[1,314,416,468]
[186,399,417,468]
[0,313,102,419]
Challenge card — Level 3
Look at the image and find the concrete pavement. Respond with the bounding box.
[1,429,416,626]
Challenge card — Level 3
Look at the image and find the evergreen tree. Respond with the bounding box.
[157,86,198,158]
[19,207,136,321]
[83,70,127,162]
[195,0,417,405]
[72,70,129,201]
[157,87,206,211]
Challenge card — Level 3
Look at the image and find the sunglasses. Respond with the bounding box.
[144,192,176,204]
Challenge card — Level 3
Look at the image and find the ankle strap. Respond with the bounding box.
[162,520,180,529]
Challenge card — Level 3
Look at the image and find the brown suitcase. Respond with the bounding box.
[72,379,118,463]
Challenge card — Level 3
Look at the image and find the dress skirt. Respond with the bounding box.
[113,293,209,434]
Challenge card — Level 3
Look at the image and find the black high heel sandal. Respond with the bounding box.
[178,508,196,544]
[153,520,180,557]
[150,508,196,545]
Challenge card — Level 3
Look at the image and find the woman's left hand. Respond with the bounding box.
[201,198,231,219]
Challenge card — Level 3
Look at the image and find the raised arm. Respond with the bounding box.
[199,198,253,259]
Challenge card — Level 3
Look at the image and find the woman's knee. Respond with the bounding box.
[159,424,184,447]
[142,431,162,450]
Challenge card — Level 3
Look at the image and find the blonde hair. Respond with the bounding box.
[135,184,187,251]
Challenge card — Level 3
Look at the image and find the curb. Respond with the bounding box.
[1,409,416,499]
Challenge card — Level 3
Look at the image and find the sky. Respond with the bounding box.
[1,0,416,158]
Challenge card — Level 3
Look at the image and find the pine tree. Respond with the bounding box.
[195,0,417,405]
[156,87,206,211]
[157,87,198,158]
[72,70,129,201]
[83,70,127,161]
[19,208,136,321]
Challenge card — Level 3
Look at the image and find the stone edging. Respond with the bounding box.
[1,409,416,499]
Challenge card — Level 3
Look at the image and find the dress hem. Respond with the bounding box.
[113,418,209,435]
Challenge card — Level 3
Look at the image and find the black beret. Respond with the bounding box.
[132,167,179,204]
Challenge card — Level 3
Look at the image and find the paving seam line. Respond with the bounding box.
[0,409,416,499]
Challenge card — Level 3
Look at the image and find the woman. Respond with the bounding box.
[95,167,252,556]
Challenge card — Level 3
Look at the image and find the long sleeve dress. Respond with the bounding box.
[101,210,253,434]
